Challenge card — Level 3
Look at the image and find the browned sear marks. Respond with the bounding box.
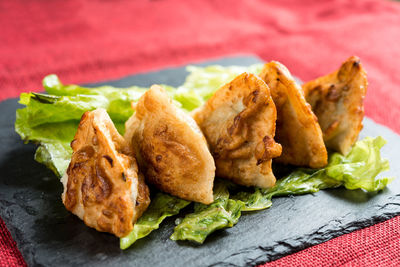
[62,109,150,238]
[124,85,215,204]
[302,56,367,154]
[259,61,328,168]
[192,72,281,188]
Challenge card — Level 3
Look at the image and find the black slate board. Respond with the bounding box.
[1,56,400,267]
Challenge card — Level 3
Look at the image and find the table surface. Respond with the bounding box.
[1,0,400,266]
[2,57,400,267]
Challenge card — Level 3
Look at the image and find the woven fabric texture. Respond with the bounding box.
[1,0,400,266]
[262,216,400,267]
[0,220,26,267]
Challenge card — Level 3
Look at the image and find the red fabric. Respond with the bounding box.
[1,0,400,266]
[261,217,400,267]
[0,220,26,267]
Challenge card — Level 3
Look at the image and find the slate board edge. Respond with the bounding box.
[78,56,400,265]
[218,201,400,267]
[0,55,264,267]
[1,55,400,267]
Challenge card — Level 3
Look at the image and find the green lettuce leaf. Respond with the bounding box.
[120,193,190,249]
[43,74,146,97]
[15,105,76,176]
[171,64,263,111]
[20,92,109,127]
[15,65,263,176]
[170,180,244,244]
[235,170,341,211]
[15,92,125,176]
[181,64,263,101]
[14,66,393,249]
[15,74,202,248]
[236,136,392,211]
[44,74,189,114]
[326,136,392,191]
[171,136,391,244]
[34,142,73,177]
[43,74,147,122]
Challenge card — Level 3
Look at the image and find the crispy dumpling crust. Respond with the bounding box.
[62,109,150,238]
[124,85,215,204]
[193,73,282,188]
[259,61,328,168]
[302,56,367,154]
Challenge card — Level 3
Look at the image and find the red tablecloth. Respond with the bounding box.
[1,0,400,266]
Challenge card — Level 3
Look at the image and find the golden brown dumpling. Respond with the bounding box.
[302,56,367,154]
[259,61,328,168]
[61,108,150,238]
[192,73,282,188]
[124,85,215,204]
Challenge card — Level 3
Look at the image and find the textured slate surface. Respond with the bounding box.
[0,56,399,267]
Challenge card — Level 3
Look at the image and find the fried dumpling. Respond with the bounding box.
[192,73,282,188]
[302,56,367,154]
[61,108,150,238]
[259,61,328,168]
[124,85,215,204]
